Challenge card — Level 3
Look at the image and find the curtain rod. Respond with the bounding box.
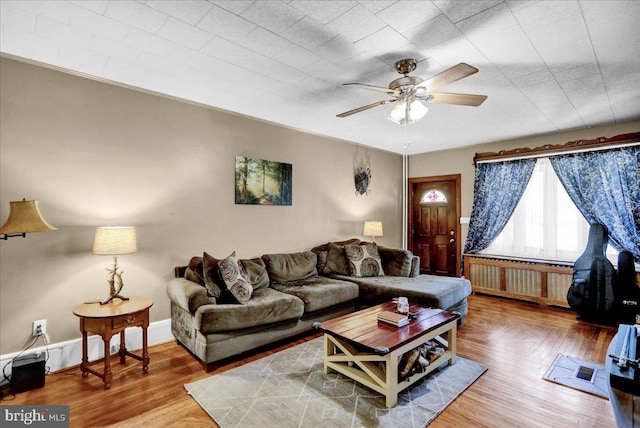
[474,132,640,164]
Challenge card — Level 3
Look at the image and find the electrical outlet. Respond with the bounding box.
[32,319,46,337]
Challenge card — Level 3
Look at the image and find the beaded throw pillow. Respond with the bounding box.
[218,253,253,304]
[344,243,385,277]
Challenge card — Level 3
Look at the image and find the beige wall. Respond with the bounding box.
[0,58,403,354]
[409,120,640,248]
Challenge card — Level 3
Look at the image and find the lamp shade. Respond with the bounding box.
[92,227,137,255]
[387,99,407,124]
[363,221,383,238]
[0,200,57,235]
[407,99,428,123]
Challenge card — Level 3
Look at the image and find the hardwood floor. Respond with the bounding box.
[4,294,618,427]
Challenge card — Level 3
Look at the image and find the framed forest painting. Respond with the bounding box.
[235,156,292,205]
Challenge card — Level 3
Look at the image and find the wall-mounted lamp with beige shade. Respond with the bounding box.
[363,221,383,243]
[0,199,57,240]
[93,226,137,305]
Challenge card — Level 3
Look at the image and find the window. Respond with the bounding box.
[421,190,447,203]
[482,158,618,262]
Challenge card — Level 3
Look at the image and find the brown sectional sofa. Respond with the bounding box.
[167,240,471,370]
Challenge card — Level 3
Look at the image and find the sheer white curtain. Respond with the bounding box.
[482,158,602,262]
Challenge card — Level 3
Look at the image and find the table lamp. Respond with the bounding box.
[92,226,137,305]
[363,221,383,243]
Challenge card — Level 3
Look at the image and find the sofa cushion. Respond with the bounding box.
[332,273,471,312]
[271,276,359,312]
[203,252,225,298]
[240,258,270,290]
[262,252,317,284]
[194,287,304,333]
[184,256,205,286]
[218,253,253,304]
[377,246,413,277]
[344,243,384,277]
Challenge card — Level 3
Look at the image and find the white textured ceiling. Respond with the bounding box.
[1,0,639,154]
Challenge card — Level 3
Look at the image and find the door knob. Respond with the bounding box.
[449,238,455,243]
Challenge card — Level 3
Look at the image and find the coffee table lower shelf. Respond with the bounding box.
[323,319,457,408]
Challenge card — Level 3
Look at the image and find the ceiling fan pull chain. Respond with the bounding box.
[405,98,410,126]
[403,114,411,151]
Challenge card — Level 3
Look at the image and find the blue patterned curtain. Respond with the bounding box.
[464,159,537,255]
[549,146,640,262]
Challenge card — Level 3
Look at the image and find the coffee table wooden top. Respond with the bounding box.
[317,302,459,355]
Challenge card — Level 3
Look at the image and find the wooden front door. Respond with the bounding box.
[409,175,461,277]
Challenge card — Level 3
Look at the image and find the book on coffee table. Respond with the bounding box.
[377,310,409,327]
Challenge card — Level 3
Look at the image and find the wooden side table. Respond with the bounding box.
[73,296,153,389]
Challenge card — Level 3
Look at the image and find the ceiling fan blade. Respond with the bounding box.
[417,63,479,92]
[343,83,399,95]
[427,92,488,106]
[336,99,396,118]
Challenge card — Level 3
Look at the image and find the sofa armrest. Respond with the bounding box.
[409,256,420,277]
[167,278,216,314]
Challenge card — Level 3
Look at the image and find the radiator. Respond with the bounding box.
[464,254,573,307]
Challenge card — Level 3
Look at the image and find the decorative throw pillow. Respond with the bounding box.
[202,252,225,298]
[184,256,205,286]
[344,243,385,277]
[312,249,328,275]
[324,242,351,275]
[218,253,253,304]
[311,239,359,275]
[377,246,413,277]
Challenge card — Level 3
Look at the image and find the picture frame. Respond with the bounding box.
[235,156,292,206]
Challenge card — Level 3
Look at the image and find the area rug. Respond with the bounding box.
[543,354,609,399]
[185,337,486,427]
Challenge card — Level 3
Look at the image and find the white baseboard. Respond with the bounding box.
[0,318,174,377]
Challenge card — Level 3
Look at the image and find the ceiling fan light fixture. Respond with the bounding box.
[387,98,428,125]
[387,99,407,124]
[407,99,428,123]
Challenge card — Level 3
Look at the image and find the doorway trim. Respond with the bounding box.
[408,174,462,277]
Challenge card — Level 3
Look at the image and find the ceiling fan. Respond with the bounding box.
[337,59,487,125]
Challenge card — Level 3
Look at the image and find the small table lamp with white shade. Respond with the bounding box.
[92,226,137,305]
[363,221,383,243]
